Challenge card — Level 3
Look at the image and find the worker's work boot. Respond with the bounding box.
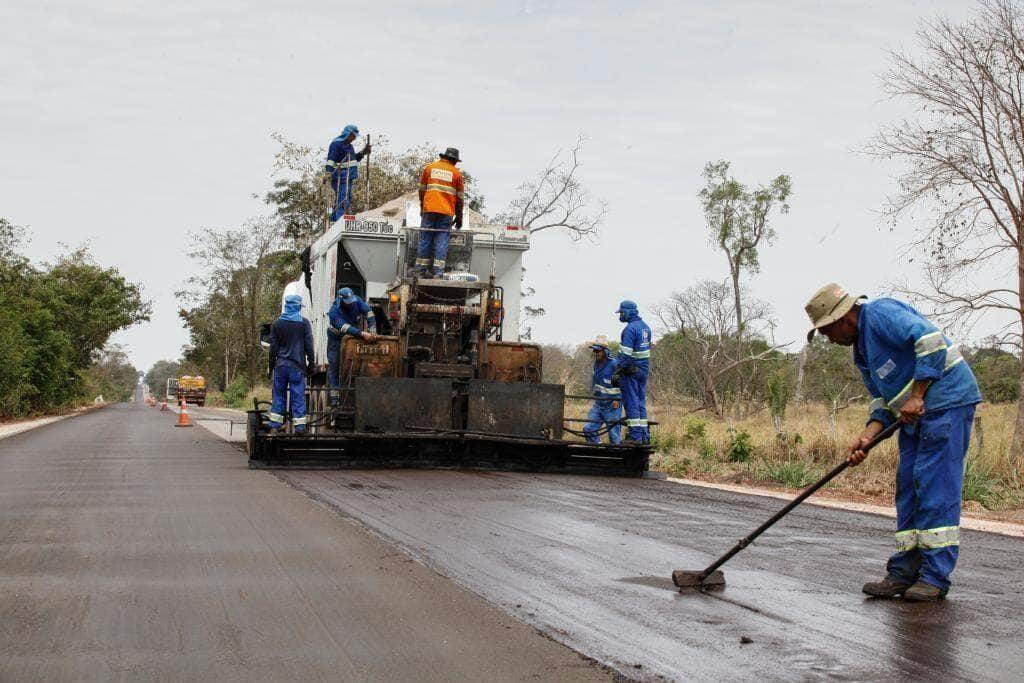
[862,577,912,598]
[903,581,947,602]
[431,269,445,279]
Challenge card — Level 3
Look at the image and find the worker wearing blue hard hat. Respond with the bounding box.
[325,124,372,222]
[326,287,377,406]
[615,299,652,444]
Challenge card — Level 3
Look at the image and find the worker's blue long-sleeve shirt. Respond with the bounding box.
[853,298,981,427]
[269,318,314,372]
[617,314,652,371]
[591,357,621,407]
[328,297,376,338]
[325,135,366,180]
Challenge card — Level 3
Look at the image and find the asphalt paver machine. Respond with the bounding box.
[247,199,650,475]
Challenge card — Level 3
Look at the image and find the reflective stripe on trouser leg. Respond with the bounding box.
[620,370,649,441]
[288,365,307,432]
[886,405,974,591]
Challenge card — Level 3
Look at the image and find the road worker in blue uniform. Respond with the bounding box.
[583,335,622,445]
[268,294,315,433]
[325,124,371,222]
[327,287,377,405]
[805,283,982,602]
[615,300,652,444]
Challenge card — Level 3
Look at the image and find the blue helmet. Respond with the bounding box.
[337,287,357,304]
[616,300,638,314]
[341,124,359,139]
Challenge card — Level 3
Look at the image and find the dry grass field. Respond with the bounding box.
[644,401,1022,513]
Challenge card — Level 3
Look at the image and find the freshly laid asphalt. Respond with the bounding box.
[4,399,1024,681]
[278,468,1024,681]
[0,402,607,681]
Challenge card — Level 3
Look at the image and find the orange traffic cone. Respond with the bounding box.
[174,400,193,428]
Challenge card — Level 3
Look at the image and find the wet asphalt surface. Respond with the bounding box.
[277,468,1024,681]
[0,402,608,681]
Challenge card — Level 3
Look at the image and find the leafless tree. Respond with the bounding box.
[867,0,1024,464]
[502,135,606,240]
[652,280,789,416]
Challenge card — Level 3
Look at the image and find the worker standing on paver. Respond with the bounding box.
[327,287,377,406]
[583,335,622,445]
[415,147,464,278]
[326,124,371,222]
[615,300,652,444]
[268,294,315,433]
[804,283,982,602]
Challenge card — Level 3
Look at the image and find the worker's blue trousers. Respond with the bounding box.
[886,404,975,592]
[619,367,649,442]
[415,213,453,274]
[583,401,622,445]
[268,363,307,432]
[330,174,354,222]
[326,334,342,404]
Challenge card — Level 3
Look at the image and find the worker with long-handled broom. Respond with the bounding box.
[805,283,982,601]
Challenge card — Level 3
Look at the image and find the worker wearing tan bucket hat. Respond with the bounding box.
[803,282,981,602]
[803,282,866,344]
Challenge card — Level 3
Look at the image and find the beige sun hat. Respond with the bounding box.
[804,283,866,342]
[590,334,611,351]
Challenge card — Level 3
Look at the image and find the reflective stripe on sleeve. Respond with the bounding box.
[895,529,918,551]
[918,526,959,549]
[914,331,946,356]
[869,397,887,413]
[944,346,964,371]
[887,379,915,413]
[340,323,352,334]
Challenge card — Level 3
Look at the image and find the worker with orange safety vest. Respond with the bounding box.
[415,147,464,278]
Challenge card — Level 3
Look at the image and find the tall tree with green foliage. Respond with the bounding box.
[699,161,792,335]
[179,217,297,386]
[0,218,149,417]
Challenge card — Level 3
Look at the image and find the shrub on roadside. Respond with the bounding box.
[727,429,755,462]
[222,376,250,408]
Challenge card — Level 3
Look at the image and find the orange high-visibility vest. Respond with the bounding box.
[419,159,464,216]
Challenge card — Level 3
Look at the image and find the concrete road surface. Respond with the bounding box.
[0,403,607,681]
[278,468,1024,681]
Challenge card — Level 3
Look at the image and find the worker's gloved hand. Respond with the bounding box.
[899,396,925,423]
[612,401,620,410]
[360,330,376,341]
[454,213,463,230]
[361,143,372,156]
[307,363,315,375]
[621,364,637,376]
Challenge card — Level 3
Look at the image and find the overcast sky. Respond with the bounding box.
[2,0,982,371]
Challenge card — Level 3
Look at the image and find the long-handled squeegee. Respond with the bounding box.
[672,420,901,591]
